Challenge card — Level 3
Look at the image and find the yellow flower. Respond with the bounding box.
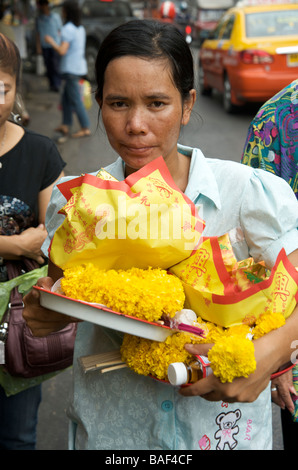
[225,324,252,339]
[121,332,202,381]
[61,264,185,322]
[252,311,285,339]
[61,264,290,385]
[208,335,256,383]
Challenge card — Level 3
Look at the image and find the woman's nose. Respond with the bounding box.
[125,107,148,134]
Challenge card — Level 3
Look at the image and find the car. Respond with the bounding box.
[198,1,298,112]
[51,0,135,82]
[79,0,135,81]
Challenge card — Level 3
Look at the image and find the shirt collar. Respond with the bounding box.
[105,145,222,210]
[179,144,222,210]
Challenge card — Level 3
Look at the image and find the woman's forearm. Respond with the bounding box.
[46,36,69,56]
[0,234,23,259]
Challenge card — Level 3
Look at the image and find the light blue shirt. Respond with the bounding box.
[43,146,298,450]
[59,22,87,76]
[36,12,62,49]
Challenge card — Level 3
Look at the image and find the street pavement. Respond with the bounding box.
[22,71,284,451]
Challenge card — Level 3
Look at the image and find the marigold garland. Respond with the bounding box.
[61,264,289,384]
[208,336,256,383]
[61,264,185,322]
[121,311,286,383]
[120,332,202,380]
[252,311,285,339]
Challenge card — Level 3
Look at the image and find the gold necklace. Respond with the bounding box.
[0,124,7,169]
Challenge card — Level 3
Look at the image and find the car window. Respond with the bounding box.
[246,10,298,38]
[81,0,132,18]
[211,15,227,39]
[221,15,235,40]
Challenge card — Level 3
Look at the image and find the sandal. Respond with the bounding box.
[55,125,69,136]
[71,129,91,138]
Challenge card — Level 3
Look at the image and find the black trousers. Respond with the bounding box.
[42,47,61,90]
[281,407,298,450]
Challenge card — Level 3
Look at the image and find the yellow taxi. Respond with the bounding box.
[198,1,298,112]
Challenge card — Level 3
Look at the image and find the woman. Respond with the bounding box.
[23,20,298,450]
[0,33,65,449]
[44,0,90,139]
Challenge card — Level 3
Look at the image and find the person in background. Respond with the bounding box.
[242,79,298,198]
[23,20,298,450]
[242,79,298,450]
[36,0,62,93]
[44,0,91,140]
[0,0,30,126]
[0,33,65,450]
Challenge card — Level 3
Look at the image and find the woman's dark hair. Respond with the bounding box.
[63,0,81,27]
[95,19,194,104]
[0,33,21,87]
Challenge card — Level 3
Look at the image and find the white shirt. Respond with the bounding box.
[42,145,298,450]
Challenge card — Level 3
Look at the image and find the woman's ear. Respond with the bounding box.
[181,89,196,126]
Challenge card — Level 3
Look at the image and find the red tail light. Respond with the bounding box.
[185,25,192,35]
[240,49,273,64]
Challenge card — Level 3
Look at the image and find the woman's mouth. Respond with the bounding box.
[124,145,154,156]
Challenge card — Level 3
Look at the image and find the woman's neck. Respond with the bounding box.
[166,152,190,193]
[0,120,25,156]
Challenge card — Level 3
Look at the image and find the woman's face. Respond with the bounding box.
[0,69,16,126]
[99,56,195,173]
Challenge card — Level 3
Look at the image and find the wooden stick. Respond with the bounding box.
[100,364,128,373]
[79,349,125,373]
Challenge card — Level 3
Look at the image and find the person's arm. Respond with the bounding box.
[0,226,47,264]
[180,249,298,403]
[44,34,69,56]
[271,369,297,413]
[38,170,64,224]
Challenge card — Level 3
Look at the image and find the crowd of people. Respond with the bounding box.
[0,0,297,452]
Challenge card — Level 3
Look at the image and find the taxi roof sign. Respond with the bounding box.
[236,0,298,6]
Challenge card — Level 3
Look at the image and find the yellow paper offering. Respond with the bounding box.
[49,157,205,271]
[170,234,298,328]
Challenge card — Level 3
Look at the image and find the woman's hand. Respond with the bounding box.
[0,224,47,263]
[17,224,47,263]
[23,277,80,337]
[179,335,277,403]
[271,369,297,413]
[44,34,55,46]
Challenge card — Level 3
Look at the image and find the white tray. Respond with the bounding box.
[36,286,173,342]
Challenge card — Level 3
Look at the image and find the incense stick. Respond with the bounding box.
[79,349,126,373]
[100,364,128,373]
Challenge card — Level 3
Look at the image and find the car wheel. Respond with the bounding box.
[198,62,212,96]
[86,43,99,83]
[223,74,236,113]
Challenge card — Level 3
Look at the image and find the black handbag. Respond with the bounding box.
[0,259,77,378]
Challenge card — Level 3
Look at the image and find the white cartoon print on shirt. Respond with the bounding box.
[214,409,242,450]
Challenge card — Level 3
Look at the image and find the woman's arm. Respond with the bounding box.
[0,226,47,264]
[44,35,69,56]
[180,249,298,403]
[38,170,64,224]
[0,171,65,263]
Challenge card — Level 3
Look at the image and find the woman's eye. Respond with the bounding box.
[112,101,127,108]
[151,101,164,108]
